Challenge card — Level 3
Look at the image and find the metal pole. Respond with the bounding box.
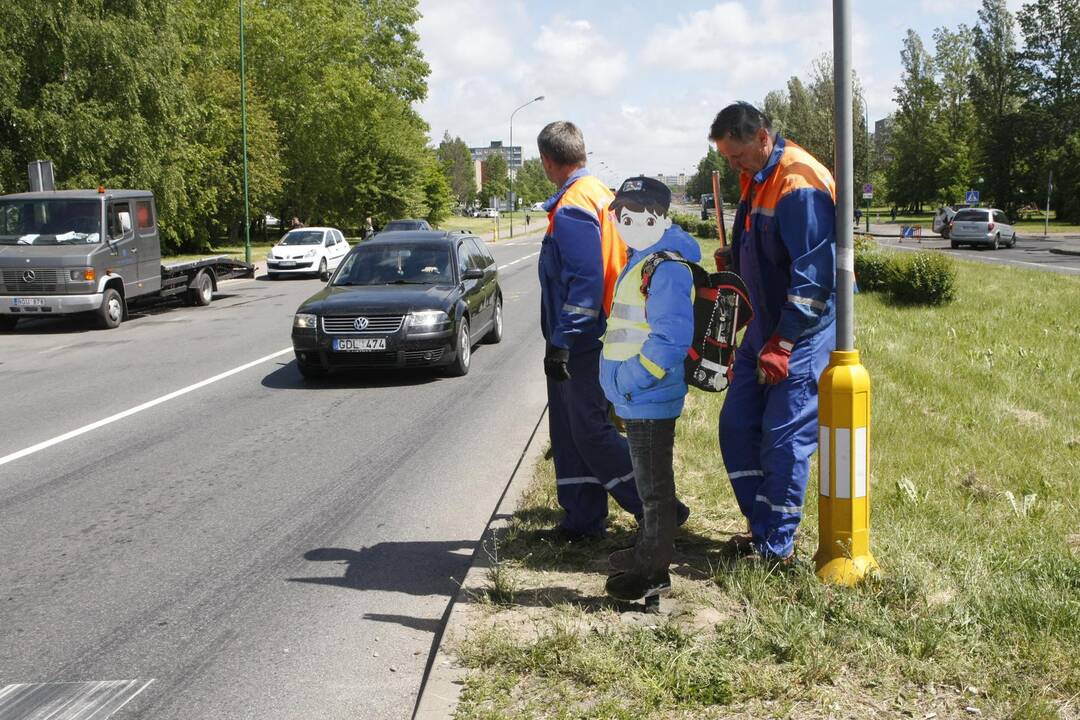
[508,96,544,239]
[239,0,251,265]
[834,0,854,352]
[863,97,871,233]
[1045,170,1052,237]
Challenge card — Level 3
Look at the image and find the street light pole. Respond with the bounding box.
[509,95,544,238]
[862,96,871,233]
[239,0,251,265]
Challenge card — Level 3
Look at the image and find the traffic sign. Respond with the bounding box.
[862,182,873,200]
[965,189,980,204]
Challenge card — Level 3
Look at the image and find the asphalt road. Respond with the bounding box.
[0,232,547,719]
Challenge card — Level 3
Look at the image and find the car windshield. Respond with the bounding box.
[383,221,421,231]
[280,230,324,245]
[333,243,453,286]
[0,199,102,245]
[954,209,989,222]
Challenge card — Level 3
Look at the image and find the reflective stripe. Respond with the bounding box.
[562,303,599,318]
[728,469,764,480]
[699,358,725,373]
[836,428,851,498]
[609,302,647,323]
[639,353,666,379]
[556,476,602,486]
[787,294,827,311]
[750,206,776,218]
[604,470,634,489]
[604,327,650,345]
[755,494,802,515]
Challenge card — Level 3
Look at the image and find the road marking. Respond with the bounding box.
[0,348,292,468]
[0,679,153,719]
[497,252,539,271]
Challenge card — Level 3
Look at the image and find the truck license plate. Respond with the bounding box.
[333,338,386,352]
[13,298,46,307]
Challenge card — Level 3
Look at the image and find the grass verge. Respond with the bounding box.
[450,253,1080,720]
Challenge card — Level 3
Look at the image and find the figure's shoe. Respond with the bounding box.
[605,569,672,602]
[535,526,603,545]
[607,547,636,575]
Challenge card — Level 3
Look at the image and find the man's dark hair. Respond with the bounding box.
[708,102,772,143]
[537,121,588,166]
[610,198,667,219]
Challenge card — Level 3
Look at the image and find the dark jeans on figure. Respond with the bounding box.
[625,418,678,576]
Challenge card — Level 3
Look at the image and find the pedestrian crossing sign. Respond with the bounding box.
[965,189,980,204]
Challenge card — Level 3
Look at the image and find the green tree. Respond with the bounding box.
[436,132,476,208]
[971,0,1023,211]
[514,158,555,204]
[478,152,508,207]
[887,30,942,211]
[932,25,978,205]
[686,148,738,204]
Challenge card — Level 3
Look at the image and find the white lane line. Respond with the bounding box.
[0,348,292,468]
[497,251,539,271]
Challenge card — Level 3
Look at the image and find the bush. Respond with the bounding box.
[855,248,894,291]
[888,250,957,305]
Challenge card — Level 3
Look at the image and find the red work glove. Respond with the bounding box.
[757,335,794,385]
[714,246,732,272]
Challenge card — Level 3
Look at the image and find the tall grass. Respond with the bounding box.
[453,256,1080,720]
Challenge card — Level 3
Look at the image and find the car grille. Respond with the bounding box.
[404,348,444,364]
[2,269,64,292]
[322,314,404,334]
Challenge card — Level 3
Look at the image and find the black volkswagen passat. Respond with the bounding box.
[291,231,502,379]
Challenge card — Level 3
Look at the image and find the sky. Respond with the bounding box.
[415,0,1025,186]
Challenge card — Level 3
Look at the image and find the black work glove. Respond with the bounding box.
[543,343,571,382]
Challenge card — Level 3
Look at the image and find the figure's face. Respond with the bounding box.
[714,128,772,176]
[614,207,671,251]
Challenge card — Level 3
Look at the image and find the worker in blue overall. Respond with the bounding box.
[710,102,837,563]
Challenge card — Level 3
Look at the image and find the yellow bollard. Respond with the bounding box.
[815,349,879,584]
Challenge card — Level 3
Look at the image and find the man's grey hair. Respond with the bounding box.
[537,121,587,166]
[708,101,772,143]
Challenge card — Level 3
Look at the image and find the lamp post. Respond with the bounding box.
[862,96,871,233]
[239,0,251,265]
[509,95,544,238]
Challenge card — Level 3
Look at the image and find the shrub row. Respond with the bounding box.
[671,211,720,240]
[854,235,956,305]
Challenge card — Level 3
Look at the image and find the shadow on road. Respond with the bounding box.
[288,542,477,598]
[261,359,443,390]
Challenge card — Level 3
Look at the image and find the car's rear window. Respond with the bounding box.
[954,209,989,221]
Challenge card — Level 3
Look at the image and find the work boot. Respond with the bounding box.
[605,569,672,602]
[608,547,636,575]
[535,526,603,545]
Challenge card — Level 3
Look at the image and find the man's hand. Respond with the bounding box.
[714,246,732,272]
[544,344,571,382]
[757,335,794,384]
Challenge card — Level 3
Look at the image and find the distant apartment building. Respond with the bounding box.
[874,116,895,165]
[470,141,523,179]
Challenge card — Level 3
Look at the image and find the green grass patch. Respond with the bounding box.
[452,255,1080,719]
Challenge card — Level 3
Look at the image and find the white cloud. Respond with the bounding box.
[531,18,629,98]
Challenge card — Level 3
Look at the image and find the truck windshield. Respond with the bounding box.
[280,230,324,245]
[0,199,102,245]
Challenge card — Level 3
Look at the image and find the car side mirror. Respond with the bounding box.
[462,268,483,281]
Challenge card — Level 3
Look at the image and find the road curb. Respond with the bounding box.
[411,407,550,720]
[1049,247,1080,257]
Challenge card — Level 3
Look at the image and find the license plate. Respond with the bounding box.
[277,261,296,267]
[333,338,387,352]
[13,298,46,307]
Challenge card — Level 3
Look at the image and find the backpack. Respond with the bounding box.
[639,251,753,392]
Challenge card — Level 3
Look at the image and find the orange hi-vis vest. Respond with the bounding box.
[547,175,627,316]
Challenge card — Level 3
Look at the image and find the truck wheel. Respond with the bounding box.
[0,316,18,332]
[318,258,329,282]
[188,271,213,306]
[97,288,124,329]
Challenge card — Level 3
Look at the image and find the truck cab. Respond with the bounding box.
[701,193,715,220]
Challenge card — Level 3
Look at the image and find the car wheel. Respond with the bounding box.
[484,294,503,344]
[296,360,327,380]
[0,316,18,332]
[445,317,471,377]
[318,257,329,282]
[187,270,214,306]
[97,287,125,329]
[992,234,1000,250]
[950,240,959,249]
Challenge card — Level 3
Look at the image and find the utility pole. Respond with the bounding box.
[1045,170,1053,237]
[816,0,878,586]
[239,0,251,265]
[508,96,544,238]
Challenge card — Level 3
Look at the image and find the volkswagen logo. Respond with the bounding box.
[353,317,370,331]
[22,270,36,283]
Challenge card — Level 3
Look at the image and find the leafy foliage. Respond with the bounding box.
[436,133,476,208]
[514,158,556,205]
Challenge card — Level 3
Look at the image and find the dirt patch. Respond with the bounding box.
[1005,406,1048,428]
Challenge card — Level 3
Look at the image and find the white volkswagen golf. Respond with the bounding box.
[267,227,350,281]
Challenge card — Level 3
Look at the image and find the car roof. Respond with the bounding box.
[385,218,427,223]
[284,226,336,232]
[0,189,153,201]
[362,230,470,246]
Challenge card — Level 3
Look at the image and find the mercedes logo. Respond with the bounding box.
[22,270,36,283]
[353,317,370,331]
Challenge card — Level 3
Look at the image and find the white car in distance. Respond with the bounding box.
[267,227,350,281]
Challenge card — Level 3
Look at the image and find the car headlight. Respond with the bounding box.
[304,249,317,258]
[407,310,449,329]
[69,268,95,281]
[293,313,317,329]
